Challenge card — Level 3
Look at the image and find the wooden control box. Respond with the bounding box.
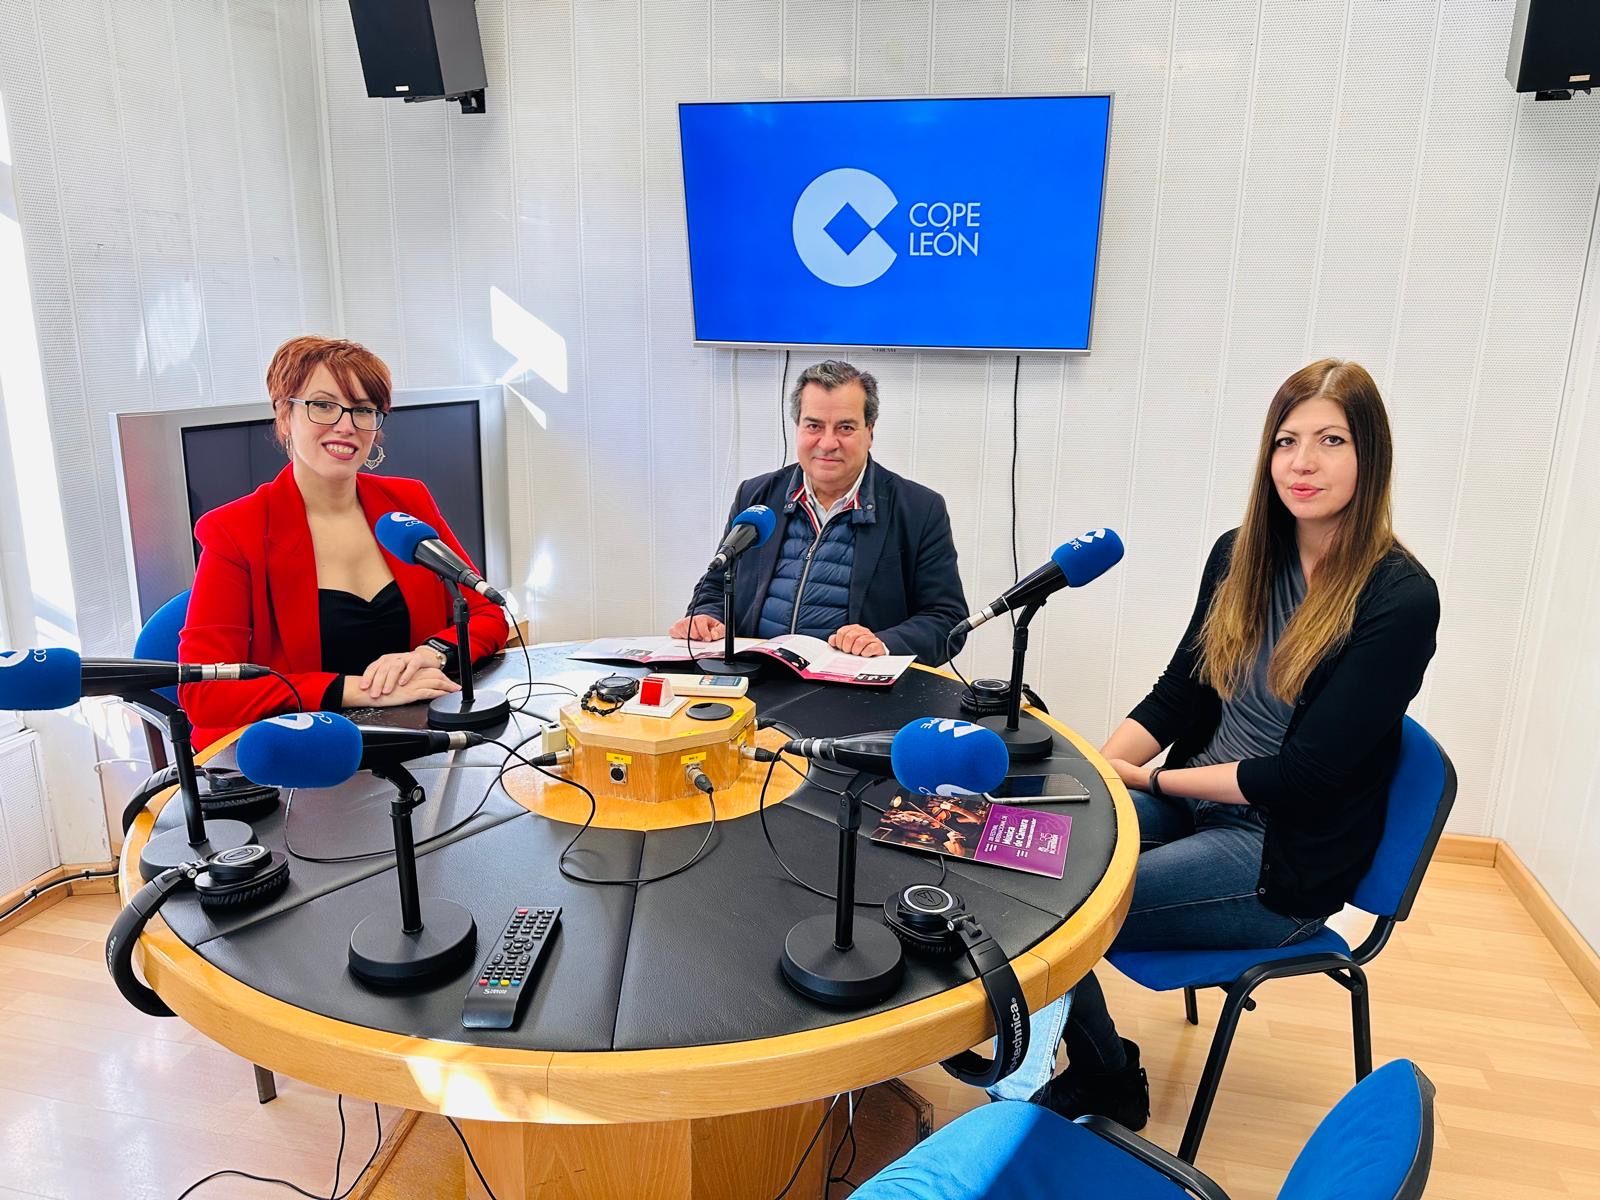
[558,697,756,803]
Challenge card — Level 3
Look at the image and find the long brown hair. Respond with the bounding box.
[1198,359,1402,701]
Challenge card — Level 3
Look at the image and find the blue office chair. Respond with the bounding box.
[851,1057,1435,1200]
[125,589,279,1105]
[1107,717,1456,1162]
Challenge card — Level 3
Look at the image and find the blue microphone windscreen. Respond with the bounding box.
[0,648,82,710]
[890,717,1010,797]
[374,512,439,563]
[1052,528,1124,587]
[237,712,364,789]
[732,504,778,548]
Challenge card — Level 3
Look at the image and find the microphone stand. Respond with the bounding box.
[427,585,511,732]
[977,603,1055,761]
[134,698,257,882]
[781,771,904,1006]
[347,761,478,987]
[696,556,760,678]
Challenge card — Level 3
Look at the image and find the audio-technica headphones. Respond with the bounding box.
[120,766,281,834]
[105,843,291,1017]
[884,884,1029,1088]
[958,679,1051,720]
[581,673,640,716]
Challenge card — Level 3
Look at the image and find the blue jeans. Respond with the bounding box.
[988,789,1326,1099]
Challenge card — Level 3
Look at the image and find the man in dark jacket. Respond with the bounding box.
[669,360,968,665]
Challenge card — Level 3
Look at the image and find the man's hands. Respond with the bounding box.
[829,625,888,657]
[667,614,726,642]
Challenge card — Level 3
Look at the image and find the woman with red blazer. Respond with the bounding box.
[179,336,508,749]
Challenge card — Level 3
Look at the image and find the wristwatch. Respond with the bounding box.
[424,637,455,669]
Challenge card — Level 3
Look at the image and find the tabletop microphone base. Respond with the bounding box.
[427,688,511,732]
[781,914,904,1008]
[691,657,762,678]
[978,713,1055,762]
[138,820,256,882]
[348,898,478,989]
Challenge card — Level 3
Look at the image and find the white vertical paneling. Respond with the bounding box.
[0,0,332,655]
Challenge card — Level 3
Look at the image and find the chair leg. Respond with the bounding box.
[1179,982,1254,1163]
[1348,968,1373,1081]
[253,1064,278,1104]
[1184,986,1198,1025]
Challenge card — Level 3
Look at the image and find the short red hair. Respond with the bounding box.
[267,336,393,451]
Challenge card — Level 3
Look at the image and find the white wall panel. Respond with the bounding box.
[0,0,334,656]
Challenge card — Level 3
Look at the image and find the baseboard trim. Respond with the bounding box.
[1435,833,1499,866]
[1492,840,1600,1008]
[0,860,121,936]
[350,1110,422,1200]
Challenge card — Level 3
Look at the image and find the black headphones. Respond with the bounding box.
[120,766,281,834]
[884,884,1029,1088]
[105,843,291,1017]
[581,673,640,715]
[959,679,1051,720]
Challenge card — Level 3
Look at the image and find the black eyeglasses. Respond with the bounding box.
[286,396,386,431]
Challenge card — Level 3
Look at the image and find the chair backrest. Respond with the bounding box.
[132,590,191,705]
[1350,717,1456,921]
[1278,1059,1435,1200]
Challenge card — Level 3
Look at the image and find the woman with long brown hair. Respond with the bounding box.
[1011,359,1440,1128]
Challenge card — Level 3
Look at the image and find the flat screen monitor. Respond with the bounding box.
[113,386,508,626]
[180,401,487,571]
[678,94,1113,353]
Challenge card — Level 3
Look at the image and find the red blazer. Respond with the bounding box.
[178,466,508,748]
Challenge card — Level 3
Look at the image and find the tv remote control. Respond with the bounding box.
[461,906,560,1030]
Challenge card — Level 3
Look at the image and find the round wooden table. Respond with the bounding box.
[119,651,1137,1199]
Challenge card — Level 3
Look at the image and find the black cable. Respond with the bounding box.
[445,1117,501,1200]
[1010,354,1021,626]
[282,728,546,864]
[0,866,120,924]
[827,1090,860,1188]
[779,348,793,467]
[755,738,947,906]
[771,1092,842,1200]
[330,1093,348,1199]
[512,751,721,887]
[264,668,305,714]
[173,1097,381,1200]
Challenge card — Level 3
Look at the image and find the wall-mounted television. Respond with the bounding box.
[112,386,508,625]
[678,94,1113,354]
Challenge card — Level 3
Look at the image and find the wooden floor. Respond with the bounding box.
[2,861,1597,1198]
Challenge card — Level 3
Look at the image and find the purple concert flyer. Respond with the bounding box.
[870,796,1071,878]
[973,804,1071,878]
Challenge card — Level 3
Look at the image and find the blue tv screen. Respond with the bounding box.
[678,95,1112,353]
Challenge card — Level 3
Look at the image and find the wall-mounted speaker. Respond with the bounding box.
[1507,0,1598,99]
[348,0,487,114]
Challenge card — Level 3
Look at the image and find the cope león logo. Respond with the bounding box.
[792,168,899,288]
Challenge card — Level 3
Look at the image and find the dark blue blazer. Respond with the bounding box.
[687,459,969,665]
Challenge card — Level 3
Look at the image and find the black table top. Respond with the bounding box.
[145,645,1119,1052]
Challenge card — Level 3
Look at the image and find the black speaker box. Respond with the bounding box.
[1507,0,1598,96]
[348,0,487,106]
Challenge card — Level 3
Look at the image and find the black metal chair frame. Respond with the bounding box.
[1172,744,1458,1163]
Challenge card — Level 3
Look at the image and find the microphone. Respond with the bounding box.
[0,648,271,710]
[374,512,507,606]
[236,712,482,790]
[779,716,1008,1009]
[953,528,1124,636]
[707,505,778,573]
[783,718,1008,796]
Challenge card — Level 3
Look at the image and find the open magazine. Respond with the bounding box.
[869,792,1072,878]
[571,634,915,687]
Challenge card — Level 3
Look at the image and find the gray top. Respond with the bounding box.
[1188,555,1307,769]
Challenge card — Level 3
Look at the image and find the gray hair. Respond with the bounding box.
[788,359,880,427]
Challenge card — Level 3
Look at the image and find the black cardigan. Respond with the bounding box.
[1129,529,1440,918]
